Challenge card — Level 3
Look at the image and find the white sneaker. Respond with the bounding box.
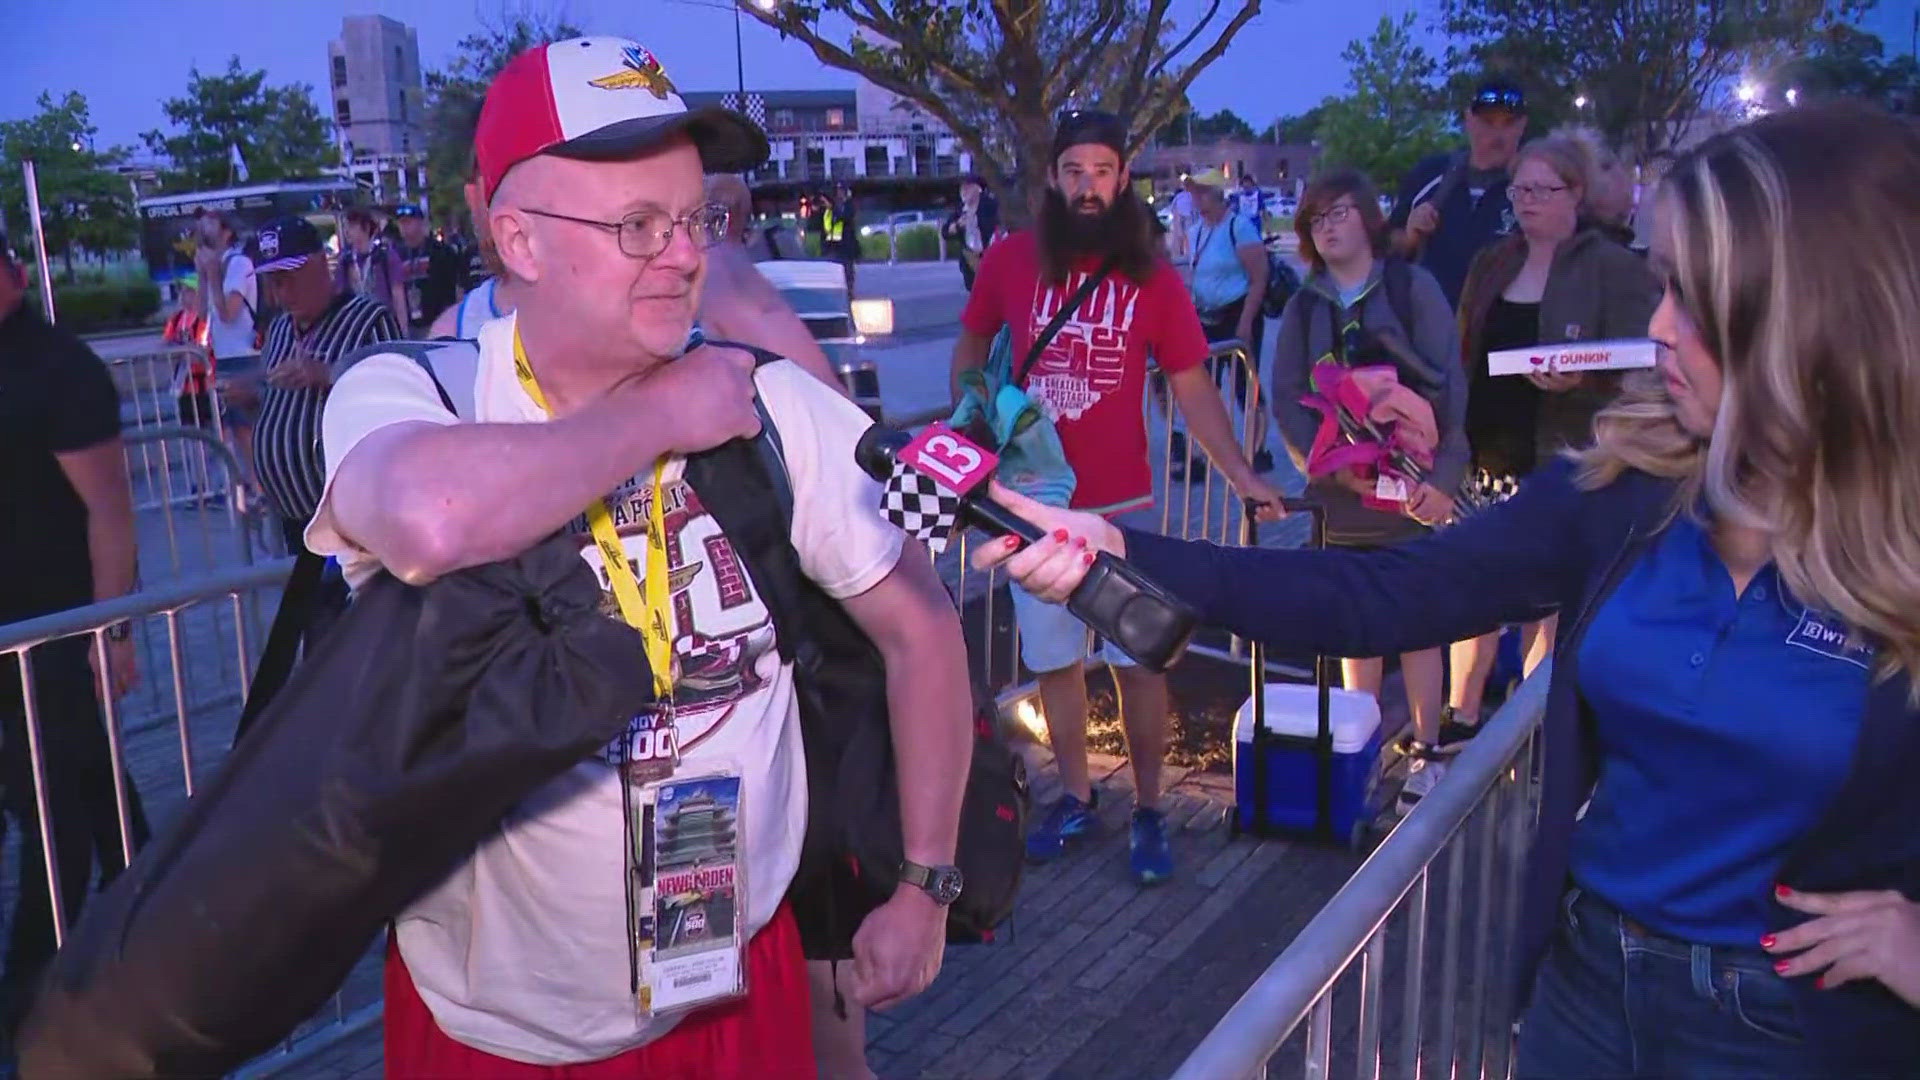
[1397,754,1448,815]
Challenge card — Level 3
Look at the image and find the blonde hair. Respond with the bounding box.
[1556,124,1632,225]
[1513,134,1594,214]
[1575,101,1920,684]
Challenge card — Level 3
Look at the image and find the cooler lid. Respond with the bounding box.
[1234,682,1383,755]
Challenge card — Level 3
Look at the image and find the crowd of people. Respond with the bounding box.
[3,23,1918,1080]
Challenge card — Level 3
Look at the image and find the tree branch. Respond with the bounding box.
[1131,0,1260,149]
[1146,0,1226,84]
[1113,0,1175,119]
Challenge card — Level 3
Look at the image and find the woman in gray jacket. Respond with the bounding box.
[1448,133,1661,734]
[1270,169,1467,812]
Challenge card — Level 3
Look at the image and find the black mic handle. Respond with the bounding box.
[959,495,1048,544]
[1063,551,1198,674]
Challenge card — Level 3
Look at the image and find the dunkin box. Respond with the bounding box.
[1232,681,1386,844]
[1487,338,1657,377]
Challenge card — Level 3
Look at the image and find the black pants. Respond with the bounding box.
[279,519,349,649]
[0,638,151,1030]
[1197,301,1265,410]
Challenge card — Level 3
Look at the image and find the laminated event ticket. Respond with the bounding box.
[634,771,748,1014]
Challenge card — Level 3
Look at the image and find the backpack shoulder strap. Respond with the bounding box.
[1383,259,1417,342]
[337,339,481,420]
[681,341,803,662]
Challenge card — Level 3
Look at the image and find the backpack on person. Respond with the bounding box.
[1301,258,1444,394]
[361,337,1029,953]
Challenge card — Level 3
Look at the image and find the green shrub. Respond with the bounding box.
[27,280,162,334]
[856,224,944,262]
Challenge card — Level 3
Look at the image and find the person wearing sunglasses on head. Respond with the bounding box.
[974,101,1920,1079]
[1387,78,1529,307]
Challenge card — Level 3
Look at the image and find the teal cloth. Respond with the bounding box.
[949,326,1077,508]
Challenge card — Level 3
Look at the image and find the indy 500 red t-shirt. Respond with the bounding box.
[961,231,1209,514]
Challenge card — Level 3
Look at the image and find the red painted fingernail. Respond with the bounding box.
[1774,960,1791,974]
[1005,536,1020,549]
[1082,552,1096,566]
[1775,884,1792,899]
[1815,976,1827,990]
[1052,529,1068,542]
[1072,535,1087,549]
[1760,934,1775,949]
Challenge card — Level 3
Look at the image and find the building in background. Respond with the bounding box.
[1133,141,1323,195]
[328,15,428,210]
[682,82,976,199]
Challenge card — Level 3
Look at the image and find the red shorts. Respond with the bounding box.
[383,905,816,1079]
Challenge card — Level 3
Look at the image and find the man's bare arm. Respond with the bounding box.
[698,244,842,393]
[326,350,762,584]
[55,439,138,602]
[839,543,970,872]
[949,327,991,405]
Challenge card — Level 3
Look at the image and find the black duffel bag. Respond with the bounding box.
[18,536,649,1078]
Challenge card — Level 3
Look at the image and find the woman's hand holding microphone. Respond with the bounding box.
[968,483,1124,604]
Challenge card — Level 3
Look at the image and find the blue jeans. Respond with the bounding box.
[1517,887,1816,1079]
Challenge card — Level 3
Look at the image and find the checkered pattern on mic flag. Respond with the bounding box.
[881,461,963,555]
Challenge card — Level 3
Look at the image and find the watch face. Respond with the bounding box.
[930,866,965,905]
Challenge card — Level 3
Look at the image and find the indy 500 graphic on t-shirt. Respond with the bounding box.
[569,472,779,756]
[1023,270,1142,422]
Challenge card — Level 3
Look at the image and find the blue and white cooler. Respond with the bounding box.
[1232,678,1387,848]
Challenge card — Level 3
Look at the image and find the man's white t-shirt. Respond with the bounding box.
[305,315,905,1064]
[207,248,257,359]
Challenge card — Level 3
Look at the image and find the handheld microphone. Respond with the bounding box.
[855,425,1198,673]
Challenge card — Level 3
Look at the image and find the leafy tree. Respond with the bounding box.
[1311,14,1456,190]
[0,92,139,280]
[1262,104,1329,145]
[1779,23,1919,112]
[423,10,584,230]
[1436,0,1872,159]
[747,0,1261,220]
[143,58,338,191]
[1158,104,1258,144]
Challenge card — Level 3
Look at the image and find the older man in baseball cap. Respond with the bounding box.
[306,37,972,1078]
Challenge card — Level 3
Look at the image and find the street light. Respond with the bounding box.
[1573,95,1589,110]
[1785,87,1800,106]
[1736,82,1760,104]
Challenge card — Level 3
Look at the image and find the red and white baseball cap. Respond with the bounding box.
[474,37,768,203]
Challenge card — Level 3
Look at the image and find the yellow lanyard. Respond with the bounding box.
[512,328,675,703]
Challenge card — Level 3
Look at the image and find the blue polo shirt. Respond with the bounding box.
[1572,516,1870,946]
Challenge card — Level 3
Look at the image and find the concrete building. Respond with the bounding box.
[1134,140,1323,194]
[327,15,429,208]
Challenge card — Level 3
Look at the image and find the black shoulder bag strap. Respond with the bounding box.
[1013,254,1120,388]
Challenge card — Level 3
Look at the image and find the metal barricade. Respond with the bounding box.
[122,426,282,582]
[1169,670,1550,1080]
[0,562,380,1072]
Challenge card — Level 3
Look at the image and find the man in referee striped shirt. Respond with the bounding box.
[243,215,401,637]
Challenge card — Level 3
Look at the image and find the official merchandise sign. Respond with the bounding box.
[1486,338,1658,377]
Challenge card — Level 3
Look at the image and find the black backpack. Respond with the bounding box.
[1306,258,1444,394]
[377,338,1028,958]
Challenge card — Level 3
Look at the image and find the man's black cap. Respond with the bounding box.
[251,215,325,273]
[1052,109,1128,162]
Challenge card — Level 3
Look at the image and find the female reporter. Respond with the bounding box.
[972,102,1920,1077]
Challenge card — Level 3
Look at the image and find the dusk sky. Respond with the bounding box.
[3,0,1915,154]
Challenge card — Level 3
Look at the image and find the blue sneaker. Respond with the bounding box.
[1026,791,1100,863]
[1129,806,1174,885]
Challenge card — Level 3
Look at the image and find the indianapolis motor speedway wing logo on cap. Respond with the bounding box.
[589,44,677,98]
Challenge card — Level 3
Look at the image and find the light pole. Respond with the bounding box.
[21,159,57,321]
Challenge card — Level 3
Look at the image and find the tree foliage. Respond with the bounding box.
[1780,22,1919,112]
[1262,104,1329,146]
[1157,105,1258,145]
[0,92,139,279]
[423,10,584,229]
[1311,15,1456,190]
[142,58,338,191]
[746,0,1261,216]
[1437,0,1871,159]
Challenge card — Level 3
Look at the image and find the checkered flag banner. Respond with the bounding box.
[880,461,963,555]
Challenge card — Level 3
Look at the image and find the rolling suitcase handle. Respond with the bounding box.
[1240,498,1335,838]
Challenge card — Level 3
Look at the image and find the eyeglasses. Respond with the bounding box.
[520,204,731,259]
[1308,203,1357,231]
[1507,183,1569,204]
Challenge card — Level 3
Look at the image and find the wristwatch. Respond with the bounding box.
[899,861,965,906]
